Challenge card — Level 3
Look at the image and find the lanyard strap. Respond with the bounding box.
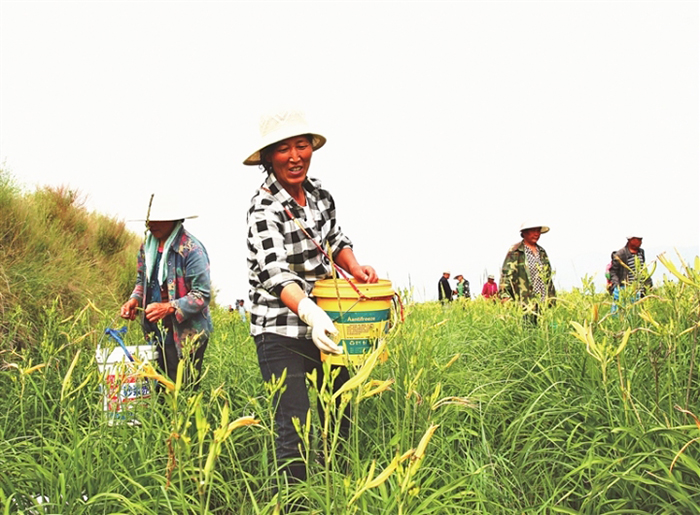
[261,187,366,299]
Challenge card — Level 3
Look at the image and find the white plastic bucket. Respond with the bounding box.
[95,344,154,425]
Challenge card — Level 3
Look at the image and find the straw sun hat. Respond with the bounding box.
[130,195,197,222]
[243,109,326,166]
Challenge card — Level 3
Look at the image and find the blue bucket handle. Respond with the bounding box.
[104,327,134,362]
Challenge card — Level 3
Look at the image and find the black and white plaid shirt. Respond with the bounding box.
[247,173,353,338]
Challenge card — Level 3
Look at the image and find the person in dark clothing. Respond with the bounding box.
[438,271,452,302]
[610,235,652,294]
[610,234,652,313]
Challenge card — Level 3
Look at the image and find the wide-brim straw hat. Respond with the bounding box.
[243,108,326,166]
[520,221,550,233]
[130,195,198,222]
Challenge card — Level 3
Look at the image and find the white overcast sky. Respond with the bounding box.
[1,0,698,304]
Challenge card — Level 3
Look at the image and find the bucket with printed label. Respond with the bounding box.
[96,344,154,426]
[312,278,395,366]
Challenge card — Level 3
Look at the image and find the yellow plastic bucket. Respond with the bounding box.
[312,278,394,366]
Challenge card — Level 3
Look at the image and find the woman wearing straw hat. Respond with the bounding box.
[499,221,556,322]
[481,274,499,299]
[244,108,377,489]
[120,197,212,387]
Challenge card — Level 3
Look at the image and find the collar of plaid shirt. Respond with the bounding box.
[260,174,366,299]
[263,172,327,209]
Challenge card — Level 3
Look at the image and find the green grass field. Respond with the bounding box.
[2,174,700,513]
[2,262,700,514]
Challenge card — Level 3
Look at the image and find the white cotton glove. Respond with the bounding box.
[297,297,343,355]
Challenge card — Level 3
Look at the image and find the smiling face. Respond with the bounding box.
[522,227,542,247]
[267,135,313,194]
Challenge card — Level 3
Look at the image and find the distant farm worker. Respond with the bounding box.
[438,271,452,302]
[499,221,556,323]
[481,275,498,299]
[120,198,212,388]
[236,299,247,322]
[244,108,377,491]
[609,234,652,310]
[454,274,471,299]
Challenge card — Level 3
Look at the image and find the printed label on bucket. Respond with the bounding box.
[324,309,391,357]
[341,338,374,355]
[102,373,152,418]
[97,344,154,425]
[324,309,390,324]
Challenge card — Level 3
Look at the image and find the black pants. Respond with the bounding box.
[254,333,350,484]
[156,332,208,389]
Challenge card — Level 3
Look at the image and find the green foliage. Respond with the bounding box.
[1,267,700,513]
[2,167,700,511]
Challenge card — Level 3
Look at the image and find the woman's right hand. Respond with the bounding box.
[297,297,342,355]
[120,298,139,320]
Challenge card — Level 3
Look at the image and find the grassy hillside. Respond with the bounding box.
[0,169,140,351]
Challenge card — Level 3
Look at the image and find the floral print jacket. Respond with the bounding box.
[130,226,213,353]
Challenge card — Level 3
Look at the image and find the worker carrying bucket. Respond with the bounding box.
[243,107,379,493]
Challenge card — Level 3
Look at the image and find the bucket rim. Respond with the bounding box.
[312,278,394,299]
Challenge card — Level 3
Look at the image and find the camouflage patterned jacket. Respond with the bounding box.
[130,225,213,354]
[499,241,556,303]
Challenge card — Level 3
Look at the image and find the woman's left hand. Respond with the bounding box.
[351,265,378,283]
[335,249,378,284]
[145,302,175,322]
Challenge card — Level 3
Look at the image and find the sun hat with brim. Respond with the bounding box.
[129,195,198,222]
[488,275,495,280]
[243,109,326,166]
[520,221,550,233]
[626,234,643,240]
[130,212,198,222]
